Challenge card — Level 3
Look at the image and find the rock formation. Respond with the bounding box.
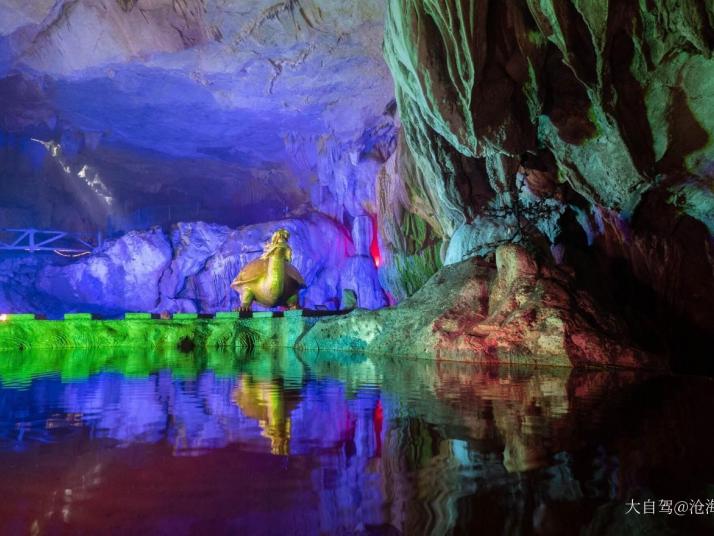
[376,0,714,372]
[0,1,712,371]
[298,244,666,369]
[0,212,386,317]
[0,0,396,237]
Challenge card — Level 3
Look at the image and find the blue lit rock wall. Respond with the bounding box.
[0,212,387,317]
[0,0,396,235]
[0,1,398,312]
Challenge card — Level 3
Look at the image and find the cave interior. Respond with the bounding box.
[0,0,712,373]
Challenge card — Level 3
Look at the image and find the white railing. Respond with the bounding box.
[0,228,102,255]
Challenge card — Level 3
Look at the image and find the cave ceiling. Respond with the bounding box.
[0,0,395,229]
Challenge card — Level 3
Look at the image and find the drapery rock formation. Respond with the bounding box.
[376,0,714,372]
[382,0,714,234]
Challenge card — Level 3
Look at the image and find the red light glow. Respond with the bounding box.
[369,214,381,267]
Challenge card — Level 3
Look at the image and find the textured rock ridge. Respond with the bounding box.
[379,0,714,371]
[383,0,714,226]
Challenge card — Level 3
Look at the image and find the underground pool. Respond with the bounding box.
[0,348,713,534]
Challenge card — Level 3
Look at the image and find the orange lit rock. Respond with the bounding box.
[298,244,666,370]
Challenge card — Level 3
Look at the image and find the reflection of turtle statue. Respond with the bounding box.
[231,375,302,455]
[230,229,305,311]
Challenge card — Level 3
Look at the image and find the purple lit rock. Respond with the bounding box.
[157,212,358,312]
[339,256,387,310]
[38,228,172,313]
[0,1,398,317]
[351,215,374,257]
[5,212,387,317]
[0,0,396,235]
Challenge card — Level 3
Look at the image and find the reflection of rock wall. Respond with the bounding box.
[0,212,387,317]
[1,347,710,534]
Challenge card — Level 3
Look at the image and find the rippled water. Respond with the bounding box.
[0,348,712,535]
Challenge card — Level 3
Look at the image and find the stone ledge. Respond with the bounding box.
[63,313,96,321]
[0,313,321,352]
[172,313,199,320]
[124,313,156,320]
[214,312,240,320]
[0,314,38,322]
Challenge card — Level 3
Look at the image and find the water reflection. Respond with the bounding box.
[0,347,712,534]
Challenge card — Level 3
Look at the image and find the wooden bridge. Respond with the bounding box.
[0,228,102,255]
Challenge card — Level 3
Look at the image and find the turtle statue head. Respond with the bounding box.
[271,228,290,245]
[261,228,292,262]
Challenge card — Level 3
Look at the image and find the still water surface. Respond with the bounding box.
[0,348,712,535]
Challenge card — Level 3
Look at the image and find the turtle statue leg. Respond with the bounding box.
[239,289,255,312]
[285,294,299,310]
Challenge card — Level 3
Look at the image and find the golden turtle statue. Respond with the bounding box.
[230,229,305,311]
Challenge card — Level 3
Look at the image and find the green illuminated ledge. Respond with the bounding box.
[64,313,94,321]
[1,314,37,322]
[0,312,320,352]
[215,312,240,319]
[173,313,199,320]
[124,312,154,320]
